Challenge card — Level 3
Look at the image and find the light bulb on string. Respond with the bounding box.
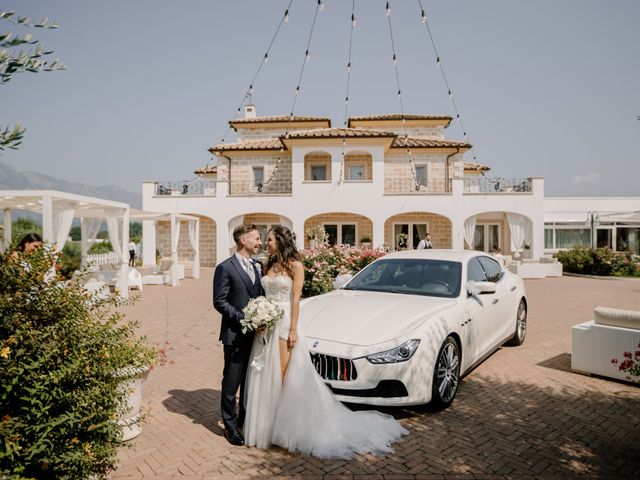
[249,85,253,95]
[456,114,461,123]
[264,53,269,63]
[392,54,397,66]
[385,2,391,16]
[295,86,300,95]
[284,9,289,22]
[448,90,453,99]
[351,14,357,27]
[345,96,349,104]
[318,0,324,11]
[421,10,427,23]
[347,62,351,72]
[305,49,311,61]
[436,57,441,68]
[397,89,402,98]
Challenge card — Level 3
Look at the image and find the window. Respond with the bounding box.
[477,256,503,282]
[596,228,612,249]
[545,228,554,249]
[253,167,264,188]
[618,227,640,254]
[347,164,364,181]
[415,165,428,187]
[555,228,590,249]
[323,224,356,246]
[394,223,429,250]
[467,258,486,282]
[253,224,281,245]
[311,165,328,181]
[473,224,500,252]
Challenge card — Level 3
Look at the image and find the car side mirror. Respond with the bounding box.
[466,280,496,298]
[333,273,354,290]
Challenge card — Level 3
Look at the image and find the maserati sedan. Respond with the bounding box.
[301,250,527,409]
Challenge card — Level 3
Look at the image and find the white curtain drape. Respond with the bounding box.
[53,205,75,250]
[463,216,477,250]
[188,219,200,279]
[80,218,103,267]
[106,211,127,263]
[507,213,528,258]
[170,215,181,287]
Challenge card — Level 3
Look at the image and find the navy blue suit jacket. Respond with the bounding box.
[213,255,263,346]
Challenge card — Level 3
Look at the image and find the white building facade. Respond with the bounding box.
[141,109,639,268]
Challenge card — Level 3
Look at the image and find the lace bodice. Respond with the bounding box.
[261,275,292,303]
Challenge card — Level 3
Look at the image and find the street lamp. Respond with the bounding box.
[585,211,600,248]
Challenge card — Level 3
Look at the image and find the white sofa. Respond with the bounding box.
[572,307,640,382]
[508,257,563,279]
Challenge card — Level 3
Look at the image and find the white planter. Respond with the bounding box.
[113,365,150,441]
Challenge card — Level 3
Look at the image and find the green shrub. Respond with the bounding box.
[301,245,386,297]
[556,247,640,277]
[0,245,159,479]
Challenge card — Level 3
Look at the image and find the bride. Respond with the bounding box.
[243,226,407,458]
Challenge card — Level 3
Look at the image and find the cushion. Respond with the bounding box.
[594,306,640,330]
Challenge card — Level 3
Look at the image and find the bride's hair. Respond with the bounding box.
[266,225,301,278]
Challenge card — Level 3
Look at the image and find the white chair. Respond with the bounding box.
[572,307,640,382]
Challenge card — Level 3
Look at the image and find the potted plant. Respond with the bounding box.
[0,244,160,478]
[360,235,372,249]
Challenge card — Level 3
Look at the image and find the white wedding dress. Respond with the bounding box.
[244,275,408,458]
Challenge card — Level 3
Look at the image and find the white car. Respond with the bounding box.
[302,250,527,409]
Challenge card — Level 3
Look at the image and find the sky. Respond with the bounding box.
[2,0,640,197]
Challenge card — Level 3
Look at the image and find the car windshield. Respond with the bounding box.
[344,258,462,298]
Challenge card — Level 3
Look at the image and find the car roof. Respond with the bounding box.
[379,249,491,263]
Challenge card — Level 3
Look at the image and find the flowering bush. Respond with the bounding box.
[301,245,386,297]
[611,343,640,381]
[555,247,640,277]
[0,245,160,478]
[304,224,329,246]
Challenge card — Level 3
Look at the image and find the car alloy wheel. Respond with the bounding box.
[507,298,527,346]
[431,336,460,409]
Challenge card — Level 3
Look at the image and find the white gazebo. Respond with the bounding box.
[132,210,200,287]
[1,190,132,298]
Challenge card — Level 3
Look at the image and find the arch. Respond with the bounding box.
[463,211,534,257]
[304,212,373,248]
[304,151,332,181]
[385,212,452,251]
[226,212,294,254]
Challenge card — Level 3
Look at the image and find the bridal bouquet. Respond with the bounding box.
[241,296,284,343]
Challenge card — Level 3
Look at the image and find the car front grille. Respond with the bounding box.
[310,352,358,381]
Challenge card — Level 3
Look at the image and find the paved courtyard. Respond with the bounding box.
[112,272,640,479]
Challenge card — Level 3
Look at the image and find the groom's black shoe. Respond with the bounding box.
[224,428,245,446]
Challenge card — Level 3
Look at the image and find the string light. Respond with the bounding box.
[318,0,324,11]
[264,53,269,63]
[305,49,311,61]
[284,9,289,22]
[417,0,479,162]
[385,2,391,16]
[351,14,356,27]
[339,0,357,184]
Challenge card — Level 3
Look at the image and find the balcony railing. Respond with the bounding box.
[464,177,531,194]
[154,180,215,197]
[385,179,451,194]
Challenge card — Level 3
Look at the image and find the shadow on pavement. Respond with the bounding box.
[163,388,223,436]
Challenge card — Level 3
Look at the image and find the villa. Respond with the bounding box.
[140,106,640,270]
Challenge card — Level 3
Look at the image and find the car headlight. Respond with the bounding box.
[366,339,421,364]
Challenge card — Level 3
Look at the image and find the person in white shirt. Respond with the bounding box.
[416,233,433,250]
[492,246,506,267]
[128,241,136,266]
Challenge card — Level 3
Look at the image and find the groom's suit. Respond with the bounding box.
[213,254,263,434]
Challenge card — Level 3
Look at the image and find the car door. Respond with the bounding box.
[460,257,492,368]
[477,255,515,343]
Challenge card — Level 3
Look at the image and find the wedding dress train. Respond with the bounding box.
[244,275,407,458]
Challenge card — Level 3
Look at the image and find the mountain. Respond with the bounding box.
[0,160,141,209]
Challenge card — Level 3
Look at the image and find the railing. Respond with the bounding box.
[154,180,216,196]
[385,179,451,194]
[464,177,531,194]
[86,252,122,270]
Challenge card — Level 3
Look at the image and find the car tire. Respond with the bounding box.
[506,298,527,346]
[430,336,461,410]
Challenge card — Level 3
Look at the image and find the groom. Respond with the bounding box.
[213,224,263,446]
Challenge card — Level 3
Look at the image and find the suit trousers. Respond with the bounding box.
[221,341,252,432]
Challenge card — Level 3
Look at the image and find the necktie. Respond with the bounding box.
[245,258,255,283]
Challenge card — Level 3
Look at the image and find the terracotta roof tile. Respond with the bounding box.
[348,114,452,126]
[464,161,491,171]
[392,136,471,149]
[285,127,395,139]
[229,115,331,126]
[194,166,217,174]
[209,138,284,153]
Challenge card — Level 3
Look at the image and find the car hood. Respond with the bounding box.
[301,289,456,346]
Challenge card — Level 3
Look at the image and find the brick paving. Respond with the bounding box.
[112,272,640,479]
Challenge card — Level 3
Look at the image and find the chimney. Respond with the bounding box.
[244,104,256,119]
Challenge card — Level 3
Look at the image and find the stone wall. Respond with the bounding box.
[229,155,292,194]
[156,215,217,268]
[384,152,464,193]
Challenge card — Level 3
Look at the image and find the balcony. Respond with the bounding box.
[464,177,532,194]
[384,179,451,195]
[154,180,215,197]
